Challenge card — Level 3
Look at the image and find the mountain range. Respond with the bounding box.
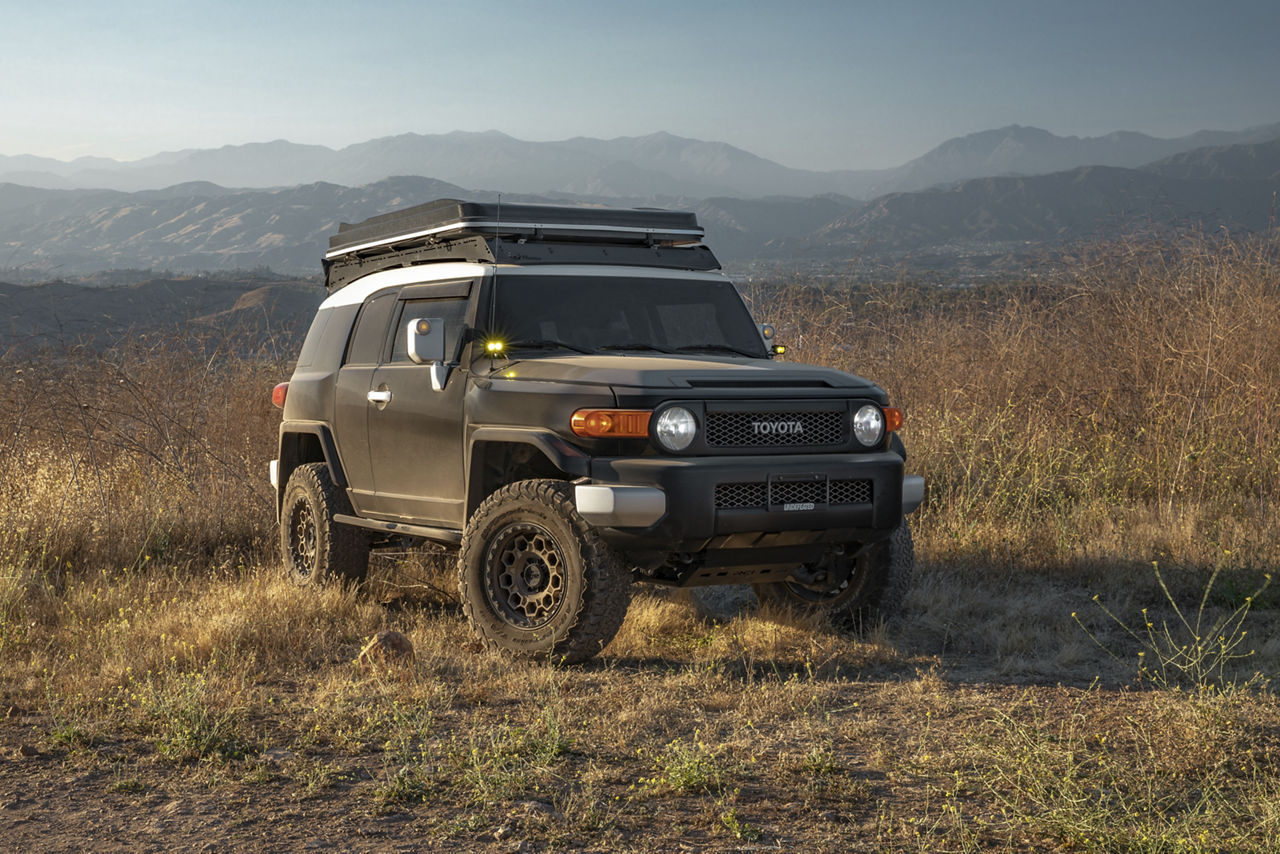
[6,123,1280,199]
[2,124,1278,279]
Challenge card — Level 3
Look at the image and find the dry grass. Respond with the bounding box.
[3,235,1280,850]
[752,235,1280,573]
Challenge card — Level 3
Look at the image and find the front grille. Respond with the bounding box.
[705,409,846,448]
[714,478,874,509]
[714,482,768,509]
[829,478,873,505]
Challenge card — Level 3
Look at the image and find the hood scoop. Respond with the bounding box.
[682,378,834,389]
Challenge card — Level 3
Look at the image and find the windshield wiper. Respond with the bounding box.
[674,343,763,358]
[598,342,676,354]
[502,339,596,354]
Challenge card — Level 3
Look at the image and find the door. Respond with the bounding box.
[363,287,473,527]
[332,290,398,512]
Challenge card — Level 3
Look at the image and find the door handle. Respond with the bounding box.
[367,389,392,404]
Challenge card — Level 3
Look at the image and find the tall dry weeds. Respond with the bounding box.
[749,233,1280,572]
[0,327,290,574]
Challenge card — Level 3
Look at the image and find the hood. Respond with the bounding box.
[481,353,881,392]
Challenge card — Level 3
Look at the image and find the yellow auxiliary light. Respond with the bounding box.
[485,340,505,354]
[772,344,787,355]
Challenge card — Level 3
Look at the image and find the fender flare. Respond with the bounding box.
[277,422,349,515]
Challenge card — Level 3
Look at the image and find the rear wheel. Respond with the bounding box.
[459,479,631,663]
[754,520,913,630]
[279,463,369,585]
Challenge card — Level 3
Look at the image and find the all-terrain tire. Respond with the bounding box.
[279,463,370,585]
[458,479,632,663]
[754,519,914,631]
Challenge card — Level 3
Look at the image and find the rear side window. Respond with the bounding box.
[391,297,470,363]
[344,292,397,366]
[295,309,330,367]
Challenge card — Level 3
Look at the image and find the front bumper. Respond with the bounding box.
[574,452,919,552]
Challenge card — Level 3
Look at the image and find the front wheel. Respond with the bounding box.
[279,463,369,585]
[459,480,631,663]
[754,520,914,630]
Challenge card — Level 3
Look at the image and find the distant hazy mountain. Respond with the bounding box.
[7,122,1276,200]
[0,131,872,198]
[3,133,1278,278]
[0,177,474,274]
[0,276,321,353]
[0,177,861,276]
[860,121,1280,196]
[1143,137,1280,182]
[780,159,1279,259]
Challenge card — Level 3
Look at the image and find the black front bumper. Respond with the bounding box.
[583,451,905,553]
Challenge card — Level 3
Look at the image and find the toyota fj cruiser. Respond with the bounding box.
[270,199,924,662]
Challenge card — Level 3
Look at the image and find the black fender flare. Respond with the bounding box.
[466,426,592,517]
[277,422,349,516]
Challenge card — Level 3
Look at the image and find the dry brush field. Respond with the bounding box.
[2,237,1280,851]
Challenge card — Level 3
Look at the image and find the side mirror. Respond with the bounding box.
[408,317,454,390]
[407,317,446,365]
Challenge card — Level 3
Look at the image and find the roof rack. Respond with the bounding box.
[322,199,720,293]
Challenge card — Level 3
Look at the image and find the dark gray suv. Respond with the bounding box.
[271,199,923,662]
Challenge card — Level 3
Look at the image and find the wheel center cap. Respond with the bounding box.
[524,561,545,589]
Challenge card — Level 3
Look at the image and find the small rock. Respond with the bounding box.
[262,747,296,764]
[358,630,415,668]
[17,744,39,758]
[519,800,553,815]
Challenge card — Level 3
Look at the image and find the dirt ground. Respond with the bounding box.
[0,676,1081,853]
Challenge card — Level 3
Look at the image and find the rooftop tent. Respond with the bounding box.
[322,198,720,293]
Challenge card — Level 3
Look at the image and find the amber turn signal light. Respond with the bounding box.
[884,407,903,433]
[571,409,652,438]
[271,382,289,408]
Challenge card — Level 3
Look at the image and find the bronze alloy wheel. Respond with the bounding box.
[278,463,370,585]
[288,499,319,579]
[458,479,632,662]
[483,522,567,629]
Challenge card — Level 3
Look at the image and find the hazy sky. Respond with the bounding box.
[6,0,1279,170]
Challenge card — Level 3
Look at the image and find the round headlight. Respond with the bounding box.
[654,406,697,451]
[853,404,884,447]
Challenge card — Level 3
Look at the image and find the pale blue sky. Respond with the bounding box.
[5,0,1278,169]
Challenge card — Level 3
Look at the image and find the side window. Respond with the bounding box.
[391,297,469,363]
[295,308,331,367]
[344,292,397,366]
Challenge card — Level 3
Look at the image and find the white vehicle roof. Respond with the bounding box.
[321,263,732,309]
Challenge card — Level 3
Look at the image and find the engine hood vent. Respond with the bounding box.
[684,378,834,389]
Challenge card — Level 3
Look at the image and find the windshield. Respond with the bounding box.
[487,275,767,357]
